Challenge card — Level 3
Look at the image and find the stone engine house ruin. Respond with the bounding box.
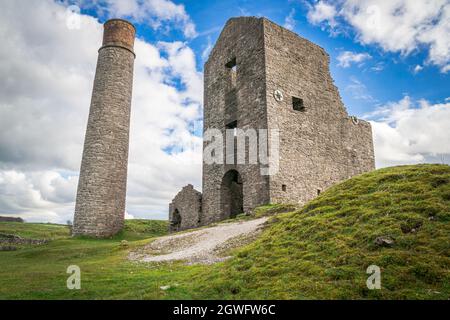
[169,17,375,232]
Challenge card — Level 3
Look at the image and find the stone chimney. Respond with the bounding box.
[73,19,136,238]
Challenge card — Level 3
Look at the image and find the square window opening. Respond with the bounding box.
[292,97,305,111]
[225,57,237,69]
[226,120,237,129]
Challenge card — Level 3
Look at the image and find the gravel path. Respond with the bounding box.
[129,217,268,265]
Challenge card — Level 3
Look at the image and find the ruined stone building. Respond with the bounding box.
[70,17,374,236]
[169,17,375,232]
[73,19,136,237]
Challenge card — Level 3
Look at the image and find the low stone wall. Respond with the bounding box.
[0,233,48,245]
[0,216,24,223]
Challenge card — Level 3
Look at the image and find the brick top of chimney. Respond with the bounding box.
[102,19,136,55]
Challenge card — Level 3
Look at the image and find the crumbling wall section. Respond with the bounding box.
[169,185,202,232]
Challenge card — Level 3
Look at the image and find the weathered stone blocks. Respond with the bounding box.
[169,185,202,232]
[73,19,136,238]
[169,17,375,232]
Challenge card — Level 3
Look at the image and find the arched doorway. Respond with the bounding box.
[221,170,243,219]
[171,208,182,231]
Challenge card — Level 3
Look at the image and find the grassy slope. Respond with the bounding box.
[0,222,70,240]
[0,220,174,299]
[0,164,448,299]
[190,164,450,299]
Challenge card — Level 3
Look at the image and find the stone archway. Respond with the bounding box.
[170,208,182,231]
[220,170,243,219]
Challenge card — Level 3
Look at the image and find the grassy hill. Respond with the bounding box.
[0,164,449,299]
[191,164,450,299]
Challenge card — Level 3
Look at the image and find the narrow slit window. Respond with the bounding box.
[282,184,287,192]
[317,189,321,196]
[292,97,305,111]
[225,58,237,88]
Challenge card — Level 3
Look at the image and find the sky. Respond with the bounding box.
[0,0,449,223]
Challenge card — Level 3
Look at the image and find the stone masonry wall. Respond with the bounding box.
[172,17,375,232]
[202,17,270,225]
[263,18,375,205]
[0,216,24,223]
[73,19,136,238]
[169,185,202,232]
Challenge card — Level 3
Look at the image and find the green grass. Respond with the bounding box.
[0,164,449,299]
[0,222,70,240]
[189,164,450,299]
[114,219,169,240]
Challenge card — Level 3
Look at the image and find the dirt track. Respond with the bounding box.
[129,217,268,265]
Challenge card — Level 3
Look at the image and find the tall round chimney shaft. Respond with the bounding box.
[73,19,136,237]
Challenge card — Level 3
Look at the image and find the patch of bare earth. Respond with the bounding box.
[129,217,268,265]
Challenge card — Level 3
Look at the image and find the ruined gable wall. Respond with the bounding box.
[341,118,376,177]
[169,185,202,232]
[263,19,374,205]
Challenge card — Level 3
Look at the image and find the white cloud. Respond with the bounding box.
[157,41,203,103]
[345,77,375,102]
[413,64,424,73]
[0,2,100,172]
[370,61,385,72]
[77,0,197,38]
[365,96,450,168]
[307,0,338,28]
[337,50,372,67]
[0,170,77,222]
[0,0,202,223]
[201,36,213,61]
[307,0,450,72]
[125,211,135,220]
[284,9,296,31]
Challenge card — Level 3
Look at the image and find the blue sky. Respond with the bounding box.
[0,0,449,222]
[78,0,450,117]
